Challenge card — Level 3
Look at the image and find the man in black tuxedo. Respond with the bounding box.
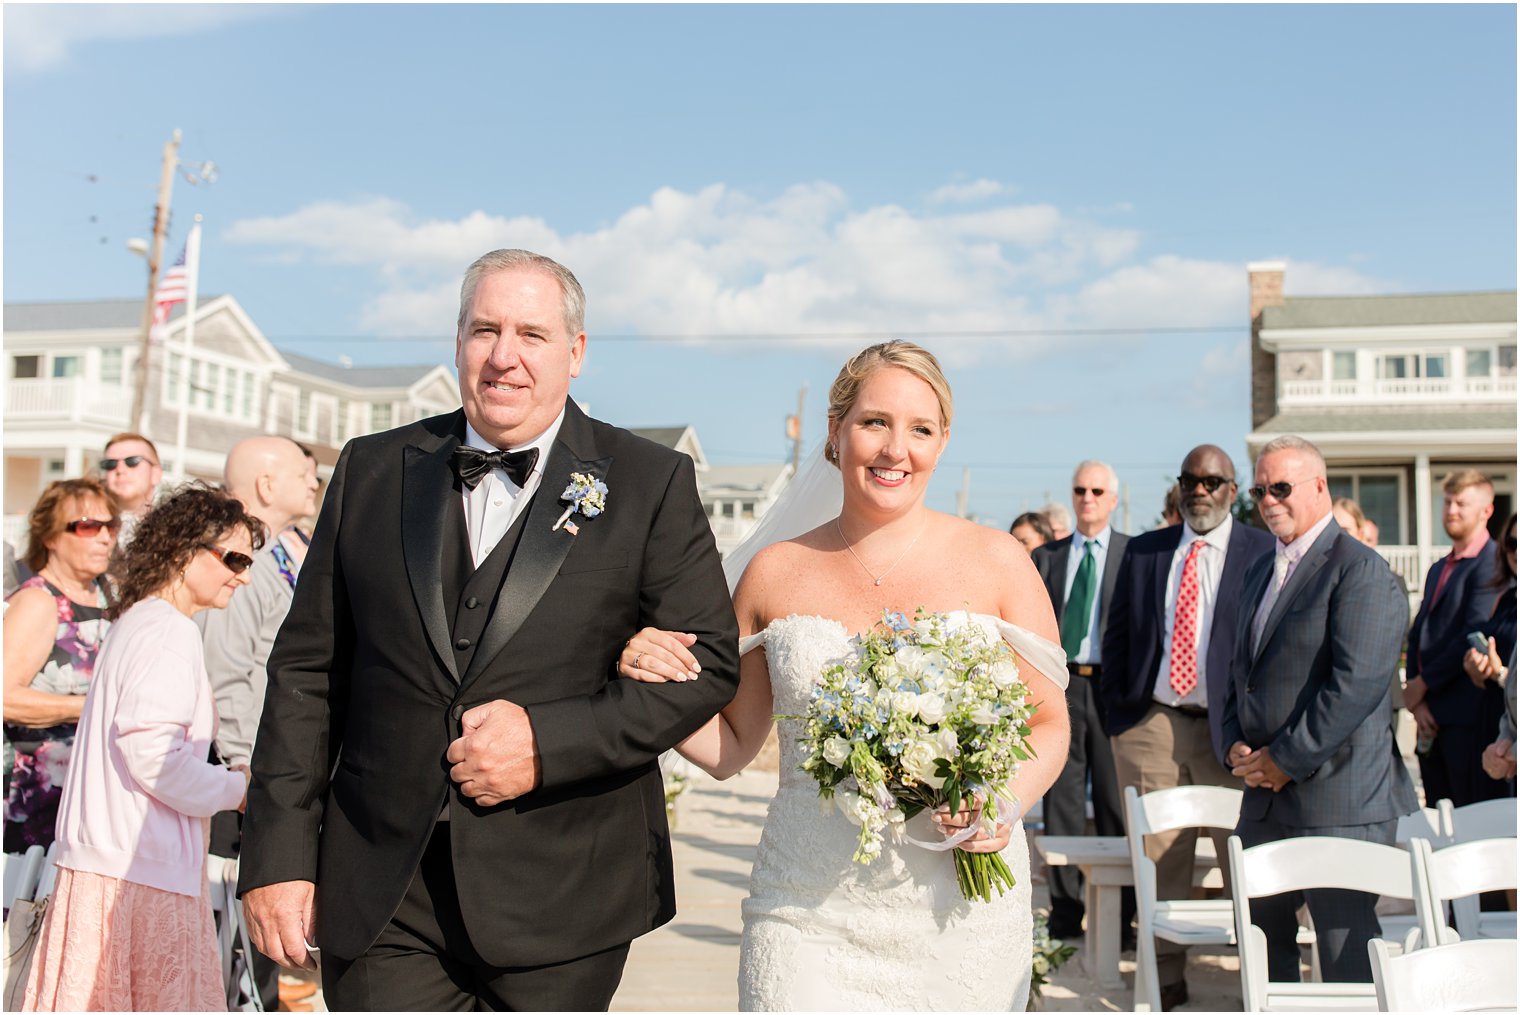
[1101,444,1272,1009]
[1031,459,1130,941]
[240,249,741,1010]
[1223,435,1414,983]
[1404,469,1502,807]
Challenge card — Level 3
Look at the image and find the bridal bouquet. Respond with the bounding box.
[792,609,1039,902]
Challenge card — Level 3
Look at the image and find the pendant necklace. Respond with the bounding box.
[835,517,927,587]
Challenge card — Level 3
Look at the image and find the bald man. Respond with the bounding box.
[200,436,320,1009]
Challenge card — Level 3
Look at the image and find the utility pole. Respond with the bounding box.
[1122,482,1132,534]
[129,129,181,435]
[956,466,971,519]
[788,385,807,473]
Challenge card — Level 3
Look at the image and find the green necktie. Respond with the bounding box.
[1061,539,1098,659]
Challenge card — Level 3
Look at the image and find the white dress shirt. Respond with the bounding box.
[461,409,565,567]
[1151,515,1234,708]
[1251,509,1335,652]
[1062,525,1112,665]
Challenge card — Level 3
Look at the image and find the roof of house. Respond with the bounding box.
[630,427,691,450]
[280,350,445,389]
[5,297,194,331]
[1261,291,1516,330]
[699,462,793,495]
[1253,406,1517,435]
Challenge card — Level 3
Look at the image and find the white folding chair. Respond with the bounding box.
[3,847,45,913]
[1411,837,1518,945]
[32,842,58,903]
[1369,937,1518,1012]
[206,855,264,1012]
[1228,835,1422,1012]
[1125,784,1243,1012]
[1393,806,1449,850]
[1442,797,1519,844]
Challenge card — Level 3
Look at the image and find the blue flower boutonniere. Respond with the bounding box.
[553,472,608,535]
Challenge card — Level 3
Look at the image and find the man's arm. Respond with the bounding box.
[526,453,741,791]
[1097,547,1135,734]
[1268,553,1408,782]
[1416,554,1500,695]
[202,560,283,769]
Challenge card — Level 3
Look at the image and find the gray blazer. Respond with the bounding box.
[1221,518,1417,827]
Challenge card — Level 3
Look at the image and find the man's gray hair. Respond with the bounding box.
[1072,458,1120,492]
[457,249,586,336]
[1257,435,1326,477]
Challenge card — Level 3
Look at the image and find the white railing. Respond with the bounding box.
[1376,545,1424,593]
[5,379,134,424]
[1281,375,1517,405]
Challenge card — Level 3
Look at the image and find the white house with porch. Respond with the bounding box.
[1245,262,1516,593]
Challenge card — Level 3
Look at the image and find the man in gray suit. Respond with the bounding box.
[1222,435,1414,983]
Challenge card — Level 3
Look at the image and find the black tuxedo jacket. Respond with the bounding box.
[1221,519,1415,827]
[1408,541,1500,727]
[240,400,740,967]
[1032,529,1130,686]
[1100,521,1273,755]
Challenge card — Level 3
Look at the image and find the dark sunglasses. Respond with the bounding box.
[64,517,123,537]
[1248,479,1311,502]
[201,544,255,575]
[99,456,151,472]
[1073,486,1107,498]
[1178,473,1232,494]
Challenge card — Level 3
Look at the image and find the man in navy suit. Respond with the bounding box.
[1101,445,1272,1009]
[1403,469,1502,807]
[1223,435,1414,984]
[1032,459,1130,941]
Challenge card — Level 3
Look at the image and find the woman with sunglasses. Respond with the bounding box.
[1467,513,1517,785]
[3,478,120,852]
[22,484,262,1012]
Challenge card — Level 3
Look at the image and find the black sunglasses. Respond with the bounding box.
[99,456,151,472]
[1248,479,1312,502]
[1178,473,1232,494]
[1073,486,1107,498]
[201,544,255,575]
[64,517,123,537]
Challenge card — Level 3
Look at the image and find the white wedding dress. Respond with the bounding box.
[736,611,1069,1012]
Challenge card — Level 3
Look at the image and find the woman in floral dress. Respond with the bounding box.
[3,478,118,852]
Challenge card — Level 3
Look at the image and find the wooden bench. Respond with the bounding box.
[1035,834,1221,989]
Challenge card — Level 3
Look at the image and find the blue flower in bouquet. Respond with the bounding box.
[552,472,608,533]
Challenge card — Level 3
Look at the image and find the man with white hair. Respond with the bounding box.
[1032,459,1131,942]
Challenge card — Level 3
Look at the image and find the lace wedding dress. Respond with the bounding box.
[736,611,1068,1011]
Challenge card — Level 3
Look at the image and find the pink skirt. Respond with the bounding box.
[21,866,226,1012]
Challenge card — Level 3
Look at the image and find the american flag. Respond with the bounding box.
[150,243,188,338]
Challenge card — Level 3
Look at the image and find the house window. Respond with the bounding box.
[100,349,123,384]
[1423,353,1448,378]
[241,373,256,418]
[13,355,39,379]
[370,402,393,431]
[1332,351,1357,380]
[1327,471,1403,543]
[1500,345,1517,376]
[336,399,350,443]
[297,391,312,433]
[1467,349,1493,377]
[223,368,237,414]
[1377,352,1449,380]
[52,356,81,379]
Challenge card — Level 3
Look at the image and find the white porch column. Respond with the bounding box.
[63,444,87,480]
[1414,452,1433,581]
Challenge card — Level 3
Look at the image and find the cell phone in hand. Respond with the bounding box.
[1468,631,1491,653]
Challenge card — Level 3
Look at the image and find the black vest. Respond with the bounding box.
[442,492,536,679]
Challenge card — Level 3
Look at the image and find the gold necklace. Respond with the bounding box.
[835,518,927,587]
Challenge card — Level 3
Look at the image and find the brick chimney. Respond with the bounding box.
[1248,261,1287,429]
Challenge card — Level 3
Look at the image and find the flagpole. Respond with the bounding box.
[173,216,203,481]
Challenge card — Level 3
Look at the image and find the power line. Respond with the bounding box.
[268,323,1247,345]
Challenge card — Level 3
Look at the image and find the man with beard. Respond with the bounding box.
[1100,444,1272,1010]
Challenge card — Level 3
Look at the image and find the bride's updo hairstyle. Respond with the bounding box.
[825,341,953,467]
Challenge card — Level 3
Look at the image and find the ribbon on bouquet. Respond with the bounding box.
[898,788,1023,852]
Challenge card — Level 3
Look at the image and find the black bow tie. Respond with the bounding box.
[452,445,539,490]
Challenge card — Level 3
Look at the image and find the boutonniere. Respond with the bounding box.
[553,472,609,535]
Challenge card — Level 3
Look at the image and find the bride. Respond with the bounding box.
[623,341,1071,1010]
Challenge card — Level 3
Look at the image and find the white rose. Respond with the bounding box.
[874,657,902,687]
[823,736,852,767]
[892,690,920,718]
[834,785,865,826]
[919,650,950,678]
[989,659,1019,689]
[969,702,999,726]
[901,740,946,789]
[1033,956,1049,975]
[916,692,948,725]
[935,726,961,760]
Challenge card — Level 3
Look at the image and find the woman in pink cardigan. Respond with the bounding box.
[23,484,264,1012]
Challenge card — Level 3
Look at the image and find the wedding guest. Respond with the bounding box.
[1333,496,1408,725]
[1331,497,1366,539]
[1465,512,1516,792]
[3,478,119,851]
[201,436,320,1012]
[1361,518,1381,547]
[1032,460,1131,941]
[1224,435,1413,984]
[1405,470,1502,806]
[1041,501,1073,541]
[99,432,163,547]
[278,443,320,567]
[22,484,260,1012]
[1101,445,1271,1010]
[1161,483,1182,527]
[1481,647,1515,783]
[1010,510,1054,554]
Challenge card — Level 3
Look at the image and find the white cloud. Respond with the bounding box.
[224,183,1386,375]
[927,179,1007,205]
[4,4,276,74]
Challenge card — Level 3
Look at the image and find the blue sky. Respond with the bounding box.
[5,4,1515,529]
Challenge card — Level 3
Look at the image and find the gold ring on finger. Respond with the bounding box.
[634,652,643,670]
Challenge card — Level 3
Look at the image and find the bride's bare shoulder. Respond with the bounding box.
[736,524,836,597]
[933,512,1033,569]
